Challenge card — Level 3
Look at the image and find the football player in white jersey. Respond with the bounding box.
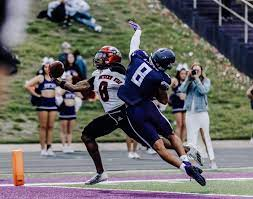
[56,46,146,185]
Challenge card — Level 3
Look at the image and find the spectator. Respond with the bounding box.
[246,84,253,103]
[58,42,87,80]
[64,52,81,80]
[74,49,87,80]
[24,57,57,156]
[169,64,188,142]
[37,0,71,27]
[126,136,140,159]
[58,41,71,65]
[179,63,217,169]
[64,0,102,32]
[56,74,82,153]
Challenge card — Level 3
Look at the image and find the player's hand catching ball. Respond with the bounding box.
[128,20,141,31]
[49,61,64,79]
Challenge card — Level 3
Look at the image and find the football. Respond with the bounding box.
[49,61,64,78]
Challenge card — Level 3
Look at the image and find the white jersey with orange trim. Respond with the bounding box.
[89,64,126,112]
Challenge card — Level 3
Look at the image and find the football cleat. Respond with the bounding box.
[183,161,203,174]
[85,172,108,185]
[184,144,203,166]
[185,165,206,186]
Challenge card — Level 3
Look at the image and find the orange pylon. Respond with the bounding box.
[12,149,24,186]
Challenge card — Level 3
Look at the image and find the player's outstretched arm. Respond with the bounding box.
[56,78,90,92]
[128,20,142,59]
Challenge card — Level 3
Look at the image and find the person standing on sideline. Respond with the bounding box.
[126,136,140,159]
[246,84,253,143]
[179,63,217,169]
[56,74,82,153]
[169,64,188,142]
[25,57,57,156]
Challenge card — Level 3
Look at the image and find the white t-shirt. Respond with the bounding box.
[91,68,125,113]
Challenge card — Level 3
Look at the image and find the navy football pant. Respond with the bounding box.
[126,100,174,148]
[82,105,147,147]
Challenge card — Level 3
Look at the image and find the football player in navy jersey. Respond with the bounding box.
[118,21,206,186]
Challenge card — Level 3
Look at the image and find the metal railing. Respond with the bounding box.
[192,0,253,43]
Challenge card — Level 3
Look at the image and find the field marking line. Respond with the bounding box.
[2,166,253,176]
[1,177,253,187]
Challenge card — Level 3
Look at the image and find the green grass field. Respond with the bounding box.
[68,180,253,196]
[1,0,253,143]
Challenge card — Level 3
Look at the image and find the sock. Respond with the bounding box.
[97,171,103,175]
[180,155,189,162]
[47,144,51,150]
[180,163,186,173]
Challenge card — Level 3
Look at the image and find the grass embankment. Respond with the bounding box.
[0,0,252,143]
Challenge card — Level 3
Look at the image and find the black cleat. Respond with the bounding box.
[185,165,206,186]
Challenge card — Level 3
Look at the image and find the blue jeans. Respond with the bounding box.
[73,12,97,30]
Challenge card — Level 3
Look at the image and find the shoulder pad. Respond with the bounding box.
[132,49,149,61]
[91,70,100,77]
[109,64,126,75]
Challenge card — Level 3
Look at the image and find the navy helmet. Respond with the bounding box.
[151,48,175,70]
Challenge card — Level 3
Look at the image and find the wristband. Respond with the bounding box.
[59,80,66,89]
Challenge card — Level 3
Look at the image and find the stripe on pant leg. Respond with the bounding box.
[126,115,152,148]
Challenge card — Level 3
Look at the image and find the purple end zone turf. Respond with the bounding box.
[0,186,249,199]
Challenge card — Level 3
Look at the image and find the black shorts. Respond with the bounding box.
[82,105,147,147]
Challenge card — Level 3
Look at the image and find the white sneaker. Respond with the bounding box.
[66,146,74,153]
[63,146,68,153]
[40,149,48,156]
[94,25,102,32]
[91,18,96,24]
[85,172,108,185]
[210,160,218,169]
[146,148,156,155]
[133,152,140,159]
[47,148,56,156]
[128,152,135,159]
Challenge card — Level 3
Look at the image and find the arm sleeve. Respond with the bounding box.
[129,30,142,60]
[194,78,211,95]
[178,78,192,93]
[87,76,95,90]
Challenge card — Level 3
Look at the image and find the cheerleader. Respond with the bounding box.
[56,74,82,153]
[25,57,57,156]
[169,64,188,142]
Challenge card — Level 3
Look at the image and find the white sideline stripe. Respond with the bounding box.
[8,185,253,198]
[2,167,253,177]
[1,177,253,187]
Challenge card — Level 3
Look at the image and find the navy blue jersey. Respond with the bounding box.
[118,50,171,105]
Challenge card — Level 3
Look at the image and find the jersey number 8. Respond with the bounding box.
[99,81,109,102]
[131,63,152,87]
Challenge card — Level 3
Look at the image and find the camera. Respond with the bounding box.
[191,69,197,76]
